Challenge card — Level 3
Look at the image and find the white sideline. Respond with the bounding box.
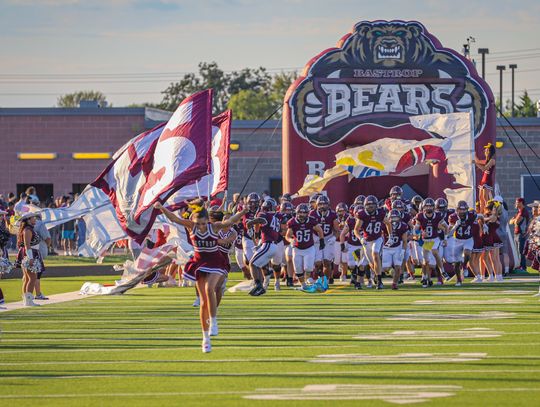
[0,291,97,313]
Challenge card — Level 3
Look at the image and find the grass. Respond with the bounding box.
[0,273,539,406]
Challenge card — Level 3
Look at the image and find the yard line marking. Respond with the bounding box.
[245,384,460,404]
[414,298,524,305]
[354,328,503,340]
[310,353,487,364]
[387,311,516,320]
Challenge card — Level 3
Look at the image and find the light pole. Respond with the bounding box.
[509,64,517,117]
[478,48,489,80]
[496,65,506,115]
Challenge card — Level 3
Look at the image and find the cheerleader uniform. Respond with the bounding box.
[183,224,228,282]
[478,159,494,191]
[16,226,45,275]
[472,219,484,253]
[487,221,503,249]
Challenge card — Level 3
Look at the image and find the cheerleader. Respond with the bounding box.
[154,201,247,353]
[475,143,496,213]
[483,201,504,282]
[16,212,44,307]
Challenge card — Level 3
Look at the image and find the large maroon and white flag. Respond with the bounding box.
[166,110,231,210]
[135,89,213,219]
[92,89,213,243]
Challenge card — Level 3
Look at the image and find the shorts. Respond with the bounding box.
[235,247,245,269]
[409,240,423,264]
[315,236,335,263]
[334,241,348,264]
[274,240,285,266]
[445,237,474,263]
[284,244,293,261]
[363,236,383,266]
[422,237,441,253]
[242,237,255,265]
[62,230,75,240]
[292,246,316,275]
[250,242,277,268]
[382,246,405,269]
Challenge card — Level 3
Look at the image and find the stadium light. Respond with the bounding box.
[72,153,111,160]
[17,153,57,160]
[230,143,240,151]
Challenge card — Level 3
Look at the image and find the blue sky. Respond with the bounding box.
[0,0,539,108]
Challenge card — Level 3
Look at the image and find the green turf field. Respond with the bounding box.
[1,275,539,406]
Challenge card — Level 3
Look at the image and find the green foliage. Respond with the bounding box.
[159,62,297,118]
[57,90,108,107]
[515,90,537,117]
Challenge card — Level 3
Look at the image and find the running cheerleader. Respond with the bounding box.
[154,202,248,353]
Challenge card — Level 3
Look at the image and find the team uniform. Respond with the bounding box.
[183,224,228,282]
[217,228,237,273]
[334,214,349,265]
[415,212,445,266]
[273,212,289,266]
[287,216,318,275]
[446,211,476,263]
[356,208,386,265]
[232,223,245,269]
[241,212,257,265]
[437,209,454,261]
[250,212,280,268]
[310,209,337,263]
[344,216,367,268]
[278,212,295,266]
[382,221,408,268]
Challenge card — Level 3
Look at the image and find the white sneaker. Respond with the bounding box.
[24,293,40,307]
[471,277,483,283]
[192,297,200,307]
[367,280,374,289]
[455,281,462,287]
[486,276,495,283]
[340,275,347,282]
[496,275,504,282]
[210,320,219,336]
[263,277,270,290]
[181,280,188,287]
[306,277,315,285]
[202,338,212,353]
[274,282,280,291]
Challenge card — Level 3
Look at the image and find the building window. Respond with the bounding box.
[16,184,54,204]
[521,174,540,203]
[72,183,88,196]
[269,178,282,200]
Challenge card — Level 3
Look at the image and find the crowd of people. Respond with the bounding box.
[1,183,539,351]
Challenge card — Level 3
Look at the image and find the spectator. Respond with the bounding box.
[0,194,7,210]
[25,186,40,205]
[61,218,77,256]
[14,193,28,215]
[7,192,16,204]
[510,197,530,272]
[0,209,9,259]
[33,214,51,300]
[494,195,511,275]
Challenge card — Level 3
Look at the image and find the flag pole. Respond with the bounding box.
[195,180,202,200]
[469,112,477,206]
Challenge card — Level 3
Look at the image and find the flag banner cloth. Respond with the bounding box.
[78,202,127,258]
[135,89,213,219]
[93,89,213,243]
[295,113,474,203]
[409,112,475,207]
[40,186,109,229]
[166,110,232,208]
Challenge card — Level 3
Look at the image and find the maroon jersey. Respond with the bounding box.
[437,209,455,239]
[384,221,409,248]
[357,208,386,241]
[449,211,476,240]
[232,223,243,249]
[472,218,484,251]
[217,229,236,271]
[346,217,362,247]
[189,224,226,272]
[415,212,445,239]
[309,210,337,238]
[242,212,257,240]
[287,217,318,249]
[256,211,280,243]
[279,212,294,245]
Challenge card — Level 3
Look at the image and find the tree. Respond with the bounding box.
[227,89,276,120]
[515,90,537,117]
[57,90,108,107]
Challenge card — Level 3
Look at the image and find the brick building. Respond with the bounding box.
[0,107,539,206]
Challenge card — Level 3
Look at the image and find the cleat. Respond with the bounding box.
[392,283,398,290]
[274,282,281,291]
[286,277,294,287]
[377,281,384,290]
[354,282,363,290]
[455,281,462,287]
[442,270,451,281]
[34,293,49,300]
[252,285,266,296]
[202,338,212,353]
[367,279,374,289]
[248,282,261,296]
[328,278,334,285]
[421,279,428,288]
[428,280,434,287]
